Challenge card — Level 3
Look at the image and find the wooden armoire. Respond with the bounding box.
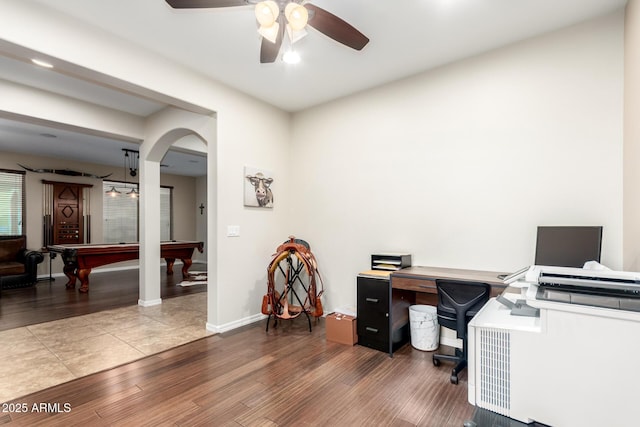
[45,181,92,245]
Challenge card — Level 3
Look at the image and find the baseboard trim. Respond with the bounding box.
[37,272,66,280]
[138,298,162,307]
[38,265,140,280]
[207,312,267,334]
[38,261,207,280]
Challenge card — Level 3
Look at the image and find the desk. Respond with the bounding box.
[392,266,506,298]
[357,266,507,356]
[48,241,204,293]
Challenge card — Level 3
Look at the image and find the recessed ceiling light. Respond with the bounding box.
[31,58,53,68]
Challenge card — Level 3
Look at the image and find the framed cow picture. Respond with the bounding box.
[244,166,274,208]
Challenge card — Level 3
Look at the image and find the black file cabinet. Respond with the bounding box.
[357,274,412,356]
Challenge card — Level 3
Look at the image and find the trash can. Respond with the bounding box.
[409,305,439,351]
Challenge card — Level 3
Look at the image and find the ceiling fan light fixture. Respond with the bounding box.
[255,1,279,27]
[285,3,308,31]
[168,0,370,64]
[258,21,280,43]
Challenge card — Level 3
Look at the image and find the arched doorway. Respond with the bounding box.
[138,107,217,329]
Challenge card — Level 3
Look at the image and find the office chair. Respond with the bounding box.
[432,279,491,385]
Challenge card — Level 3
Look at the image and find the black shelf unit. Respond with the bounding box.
[371,253,412,271]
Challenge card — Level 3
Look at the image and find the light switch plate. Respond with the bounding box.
[227,225,240,237]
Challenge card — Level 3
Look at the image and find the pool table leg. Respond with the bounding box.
[165,258,175,275]
[181,258,193,277]
[77,268,91,293]
[63,264,77,290]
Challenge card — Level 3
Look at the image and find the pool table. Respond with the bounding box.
[47,240,204,293]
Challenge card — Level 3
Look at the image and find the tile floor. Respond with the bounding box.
[0,292,214,404]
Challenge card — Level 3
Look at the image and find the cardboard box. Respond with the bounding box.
[326,312,357,345]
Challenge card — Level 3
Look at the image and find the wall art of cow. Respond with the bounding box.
[245,171,274,208]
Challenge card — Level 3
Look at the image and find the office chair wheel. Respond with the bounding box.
[432,356,440,367]
[450,374,459,385]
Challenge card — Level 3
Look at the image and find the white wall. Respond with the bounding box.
[0,3,629,329]
[213,100,291,329]
[0,80,143,142]
[195,175,207,263]
[291,12,624,312]
[0,1,291,329]
[624,0,640,270]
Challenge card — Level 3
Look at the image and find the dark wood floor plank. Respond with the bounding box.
[3,332,478,426]
[101,397,201,426]
[324,359,417,426]
[236,345,349,417]
[177,384,267,426]
[15,354,166,412]
[3,293,483,426]
[24,385,143,427]
[0,267,206,331]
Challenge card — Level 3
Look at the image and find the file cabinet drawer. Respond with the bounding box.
[357,328,389,353]
[357,275,391,354]
[357,280,389,315]
[356,311,388,338]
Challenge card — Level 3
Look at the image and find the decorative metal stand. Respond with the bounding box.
[263,236,324,333]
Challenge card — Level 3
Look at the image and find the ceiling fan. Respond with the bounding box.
[165,0,369,63]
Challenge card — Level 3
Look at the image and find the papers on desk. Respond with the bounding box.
[373,263,401,271]
[358,269,392,279]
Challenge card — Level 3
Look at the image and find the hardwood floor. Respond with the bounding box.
[1,318,480,426]
[1,268,535,426]
[0,267,206,331]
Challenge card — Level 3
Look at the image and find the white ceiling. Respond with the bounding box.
[0,116,208,178]
[0,0,628,176]
[0,53,208,176]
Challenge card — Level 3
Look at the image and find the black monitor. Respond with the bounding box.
[534,226,603,268]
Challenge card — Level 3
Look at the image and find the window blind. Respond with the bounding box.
[160,186,172,241]
[0,169,25,236]
[102,181,172,243]
[103,181,138,243]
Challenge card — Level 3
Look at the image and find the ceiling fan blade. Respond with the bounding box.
[165,0,247,9]
[305,4,369,51]
[260,24,284,63]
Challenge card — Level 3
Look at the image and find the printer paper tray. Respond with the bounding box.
[537,286,640,312]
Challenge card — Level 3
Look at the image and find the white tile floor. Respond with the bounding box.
[0,293,214,404]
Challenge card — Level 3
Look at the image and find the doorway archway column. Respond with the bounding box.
[137,107,215,310]
[138,155,162,306]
